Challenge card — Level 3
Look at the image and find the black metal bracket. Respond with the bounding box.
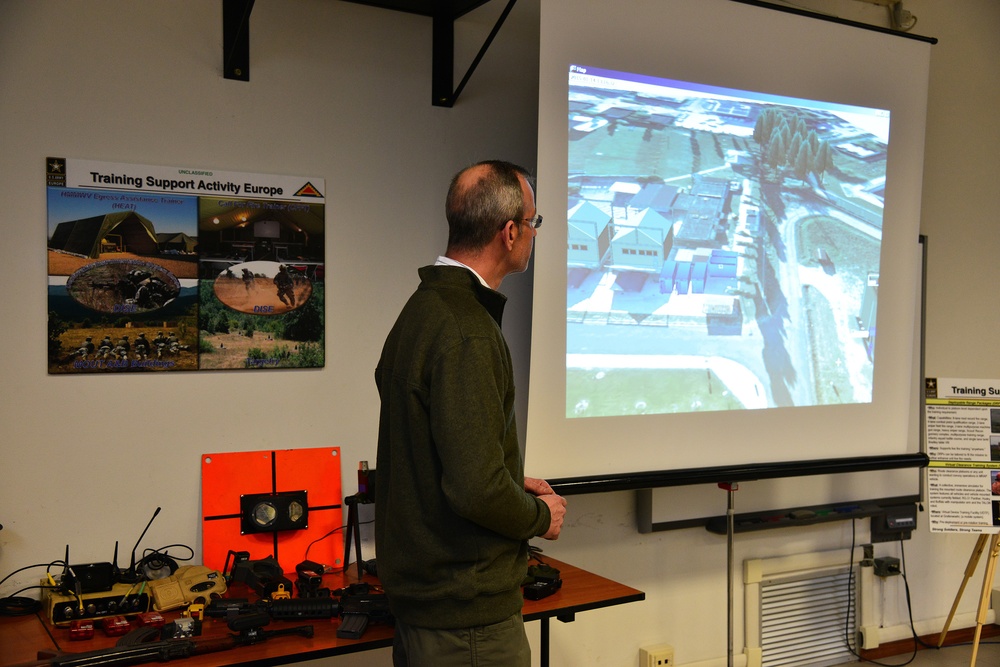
[432,0,518,107]
[223,0,255,81]
[221,0,516,100]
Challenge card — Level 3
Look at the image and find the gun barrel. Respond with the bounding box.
[14,623,313,667]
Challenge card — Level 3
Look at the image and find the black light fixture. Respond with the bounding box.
[239,491,308,534]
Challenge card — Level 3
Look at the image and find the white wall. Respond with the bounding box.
[1,2,999,666]
[0,2,537,665]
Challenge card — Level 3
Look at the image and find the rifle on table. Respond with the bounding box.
[12,613,313,667]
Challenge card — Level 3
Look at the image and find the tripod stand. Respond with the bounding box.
[342,494,366,579]
[937,532,1000,667]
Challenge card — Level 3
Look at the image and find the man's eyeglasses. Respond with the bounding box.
[522,214,543,229]
[500,214,543,231]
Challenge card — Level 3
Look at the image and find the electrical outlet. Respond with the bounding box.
[874,556,901,577]
[640,643,674,667]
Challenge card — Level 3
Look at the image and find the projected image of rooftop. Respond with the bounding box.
[565,65,890,418]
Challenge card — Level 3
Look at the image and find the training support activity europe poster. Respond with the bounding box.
[46,157,326,374]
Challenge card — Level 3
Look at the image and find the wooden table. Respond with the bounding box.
[0,558,643,667]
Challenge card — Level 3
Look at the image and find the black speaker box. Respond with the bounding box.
[63,562,117,594]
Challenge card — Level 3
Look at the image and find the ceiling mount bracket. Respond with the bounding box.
[432,0,518,107]
[223,0,255,81]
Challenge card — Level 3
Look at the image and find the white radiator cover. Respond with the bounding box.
[675,550,996,667]
[745,550,859,667]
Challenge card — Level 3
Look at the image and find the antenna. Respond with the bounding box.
[119,507,161,584]
[60,544,70,592]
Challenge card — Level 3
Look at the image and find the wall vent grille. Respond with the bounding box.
[758,568,856,667]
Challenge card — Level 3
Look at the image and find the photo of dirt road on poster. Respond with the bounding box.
[46,158,325,374]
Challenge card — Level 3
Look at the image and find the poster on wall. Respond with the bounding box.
[46,158,325,374]
[924,377,1000,533]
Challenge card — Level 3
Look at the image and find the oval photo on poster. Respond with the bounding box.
[213,260,313,315]
[66,259,180,314]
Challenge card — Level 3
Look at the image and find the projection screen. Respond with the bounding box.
[526,0,933,489]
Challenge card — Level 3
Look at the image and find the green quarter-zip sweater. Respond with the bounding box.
[374,265,551,629]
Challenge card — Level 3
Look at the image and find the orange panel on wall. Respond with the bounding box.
[201,447,343,576]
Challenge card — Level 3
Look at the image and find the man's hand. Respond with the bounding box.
[524,476,554,497]
[538,493,567,540]
[525,477,565,539]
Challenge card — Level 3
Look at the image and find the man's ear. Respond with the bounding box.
[500,220,518,249]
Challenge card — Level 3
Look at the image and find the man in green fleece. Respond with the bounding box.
[375,160,567,666]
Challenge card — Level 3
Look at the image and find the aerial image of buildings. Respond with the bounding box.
[565,65,887,418]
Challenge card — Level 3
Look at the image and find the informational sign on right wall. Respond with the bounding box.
[925,377,1000,533]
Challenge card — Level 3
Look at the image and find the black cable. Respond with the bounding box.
[116,626,160,646]
[7,584,60,599]
[317,518,376,571]
[899,539,937,651]
[0,595,42,616]
[0,561,66,616]
[859,536,1000,662]
[845,518,857,656]
[0,584,62,616]
[141,544,194,564]
[303,524,346,564]
[844,521,918,667]
[528,545,547,565]
[134,544,194,578]
[0,560,65,589]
